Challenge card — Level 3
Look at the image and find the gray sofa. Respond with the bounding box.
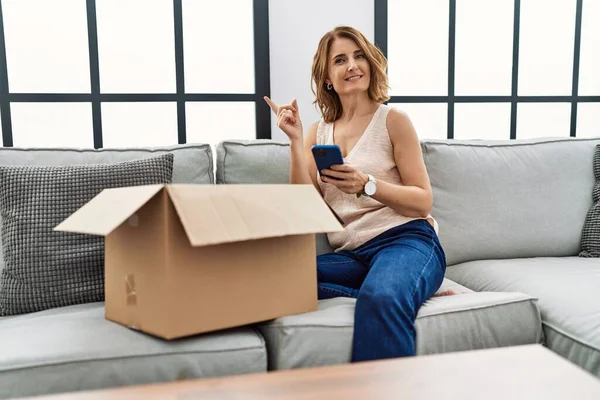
[0,136,598,398]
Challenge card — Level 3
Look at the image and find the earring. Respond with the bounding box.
[326,83,332,90]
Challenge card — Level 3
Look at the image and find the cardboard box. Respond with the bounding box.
[55,184,344,340]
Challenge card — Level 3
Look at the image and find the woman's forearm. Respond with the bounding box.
[289,137,313,185]
[370,178,433,218]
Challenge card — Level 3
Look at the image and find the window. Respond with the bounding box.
[376,0,600,140]
[0,0,271,148]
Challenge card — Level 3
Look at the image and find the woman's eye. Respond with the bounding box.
[335,58,344,64]
[356,54,365,59]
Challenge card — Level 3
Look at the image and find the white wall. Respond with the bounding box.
[268,0,374,142]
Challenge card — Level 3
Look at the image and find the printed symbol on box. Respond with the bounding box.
[125,274,137,306]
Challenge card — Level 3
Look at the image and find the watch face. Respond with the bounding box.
[365,181,377,196]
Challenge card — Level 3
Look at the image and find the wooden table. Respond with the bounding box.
[21,344,600,399]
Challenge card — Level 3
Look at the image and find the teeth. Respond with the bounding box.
[347,76,361,81]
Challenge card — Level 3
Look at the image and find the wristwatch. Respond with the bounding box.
[358,174,377,198]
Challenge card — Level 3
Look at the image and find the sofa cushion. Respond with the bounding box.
[422,137,600,266]
[0,144,214,274]
[257,278,543,370]
[445,257,600,377]
[580,145,600,257]
[216,139,335,255]
[216,139,290,184]
[0,154,174,316]
[0,302,267,399]
[0,144,213,184]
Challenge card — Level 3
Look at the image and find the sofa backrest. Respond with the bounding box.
[0,144,214,274]
[423,137,600,266]
[216,137,600,265]
[216,140,290,184]
[0,144,214,184]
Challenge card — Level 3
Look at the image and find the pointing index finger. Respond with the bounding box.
[263,96,278,113]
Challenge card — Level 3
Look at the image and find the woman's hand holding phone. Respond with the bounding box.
[264,97,303,141]
[312,145,368,195]
[321,164,369,195]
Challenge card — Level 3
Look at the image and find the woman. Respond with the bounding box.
[264,26,447,362]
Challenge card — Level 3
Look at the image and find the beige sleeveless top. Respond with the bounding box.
[316,104,438,252]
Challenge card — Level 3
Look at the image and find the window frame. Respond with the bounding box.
[0,0,271,148]
[375,0,599,139]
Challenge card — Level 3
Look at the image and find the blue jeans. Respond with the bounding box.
[317,219,446,362]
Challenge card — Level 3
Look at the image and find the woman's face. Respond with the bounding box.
[326,37,371,96]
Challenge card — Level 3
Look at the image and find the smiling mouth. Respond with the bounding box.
[345,75,362,82]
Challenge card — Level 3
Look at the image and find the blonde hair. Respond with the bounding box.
[311,26,390,123]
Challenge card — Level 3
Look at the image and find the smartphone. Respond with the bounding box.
[312,144,344,179]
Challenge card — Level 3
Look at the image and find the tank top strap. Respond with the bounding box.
[315,119,331,145]
[370,104,392,138]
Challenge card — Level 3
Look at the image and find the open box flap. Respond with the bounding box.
[54,184,166,236]
[165,184,344,247]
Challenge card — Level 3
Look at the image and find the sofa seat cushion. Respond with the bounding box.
[0,302,266,399]
[256,279,543,370]
[445,257,600,377]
